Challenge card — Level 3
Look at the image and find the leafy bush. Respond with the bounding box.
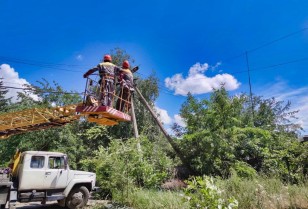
[183,176,238,209]
[232,161,257,179]
[83,135,173,200]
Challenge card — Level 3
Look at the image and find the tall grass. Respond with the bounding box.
[124,189,189,209]
[217,174,308,209]
[93,176,308,209]
[93,189,188,209]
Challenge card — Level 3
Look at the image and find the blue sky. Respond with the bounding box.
[0,0,307,135]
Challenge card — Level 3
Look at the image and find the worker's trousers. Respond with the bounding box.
[116,87,132,112]
[100,79,115,106]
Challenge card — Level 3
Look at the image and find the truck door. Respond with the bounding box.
[44,156,68,189]
[19,155,46,190]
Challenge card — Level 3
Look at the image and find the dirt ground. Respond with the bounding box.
[15,200,108,209]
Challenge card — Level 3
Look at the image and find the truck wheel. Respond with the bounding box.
[66,186,89,209]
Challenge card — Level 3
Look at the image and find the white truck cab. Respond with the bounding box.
[1,151,96,209]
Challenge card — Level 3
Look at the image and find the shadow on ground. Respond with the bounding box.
[16,203,62,209]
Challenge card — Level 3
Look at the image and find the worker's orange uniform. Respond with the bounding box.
[116,68,134,112]
[84,61,120,106]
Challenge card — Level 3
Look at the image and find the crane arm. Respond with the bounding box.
[0,104,79,139]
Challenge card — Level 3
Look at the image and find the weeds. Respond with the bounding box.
[217,173,308,209]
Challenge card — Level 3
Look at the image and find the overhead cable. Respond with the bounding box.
[0,85,83,95]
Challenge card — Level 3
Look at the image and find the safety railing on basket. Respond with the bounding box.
[83,75,132,114]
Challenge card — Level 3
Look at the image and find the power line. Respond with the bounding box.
[1,83,178,99]
[250,57,308,72]
[220,27,308,65]
[1,28,307,99]
[248,27,308,53]
[0,59,84,73]
[3,54,307,97]
[0,85,83,95]
[223,56,308,75]
[158,56,308,96]
[0,56,87,67]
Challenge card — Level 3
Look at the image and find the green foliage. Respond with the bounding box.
[176,86,305,181]
[217,175,308,209]
[92,189,189,209]
[8,79,82,112]
[35,79,82,106]
[110,47,135,67]
[183,176,238,209]
[85,136,173,199]
[125,189,188,209]
[0,78,12,113]
[231,161,257,179]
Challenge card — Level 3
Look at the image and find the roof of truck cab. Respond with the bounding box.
[21,151,66,156]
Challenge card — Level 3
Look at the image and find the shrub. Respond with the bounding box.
[232,161,257,179]
[82,135,173,201]
[183,176,238,209]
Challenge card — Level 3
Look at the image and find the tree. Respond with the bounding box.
[110,47,135,66]
[176,86,304,180]
[0,78,12,113]
[251,97,301,134]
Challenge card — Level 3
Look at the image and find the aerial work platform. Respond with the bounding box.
[76,75,132,126]
[75,105,131,126]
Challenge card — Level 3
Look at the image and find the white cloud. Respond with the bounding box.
[165,62,240,96]
[211,62,222,71]
[76,54,83,61]
[260,80,308,134]
[174,114,186,127]
[286,92,308,134]
[0,64,39,102]
[155,105,187,129]
[155,106,172,125]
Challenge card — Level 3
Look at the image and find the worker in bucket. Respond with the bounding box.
[116,60,135,112]
[83,54,120,106]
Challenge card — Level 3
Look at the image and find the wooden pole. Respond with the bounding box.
[135,87,189,168]
[130,94,141,151]
[130,95,139,139]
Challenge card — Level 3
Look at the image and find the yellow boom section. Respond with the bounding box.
[0,104,79,139]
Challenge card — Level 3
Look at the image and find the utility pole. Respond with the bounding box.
[245,51,254,124]
[135,87,192,172]
[130,95,139,139]
[130,94,141,151]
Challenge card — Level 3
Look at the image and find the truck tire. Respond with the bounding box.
[65,186,89,209]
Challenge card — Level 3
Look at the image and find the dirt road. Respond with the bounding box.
[15,200,107,209]
[15,202,63,209]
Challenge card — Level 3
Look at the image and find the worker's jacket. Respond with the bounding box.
[84,62,120,81]
[118,68,134,91]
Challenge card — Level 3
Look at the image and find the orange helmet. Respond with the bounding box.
[103,54,112,62]
[122,60,130,68]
